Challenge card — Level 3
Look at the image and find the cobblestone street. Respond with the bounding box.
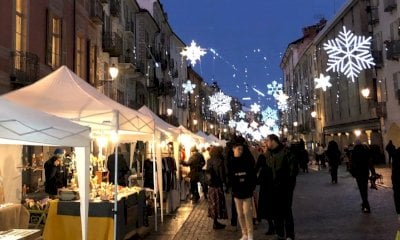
[145,164,399,240]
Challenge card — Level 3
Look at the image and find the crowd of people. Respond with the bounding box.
[179,134,400,240]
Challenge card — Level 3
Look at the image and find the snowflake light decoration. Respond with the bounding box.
[267,80,283,96]
[251,130,262,141]
[228,119,236,128]
[209,91,232,115]
[259,125,270,137]
[236,120,249,134]
[237,111,246,119]
[323,26,375,82]
[261,107,278,123]
[182,80,196,94]
[250,121,259,129]
[250,103,261,113]
[314,74,332,91]
[274,92,289,111]
[180,40,207,66]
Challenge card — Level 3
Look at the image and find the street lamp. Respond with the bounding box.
[361,88,370,99]
[109,64,119,80]
[311,111,317,118]
[167,108,173,116]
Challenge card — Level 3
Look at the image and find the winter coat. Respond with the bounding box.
[44,156,65,195]
[228,155,256,199]
[107,153,130,186]
[206,156,226,188]
[182,152,205,182]
[350,144,374,180]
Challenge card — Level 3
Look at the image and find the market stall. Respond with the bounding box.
[2,66,160,238]
[0,97,91,239]
[138,106,181,213]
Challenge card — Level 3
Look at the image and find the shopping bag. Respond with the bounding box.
[395,230,400,240]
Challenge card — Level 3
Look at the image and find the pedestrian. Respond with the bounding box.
[256,139,275,236]
[107,146,130,187]
[386,140,396,167]
[205,146,227,230]
[181,146,205,203]
[393,147,400,222]
[227,136,256,240]
[44,148,66,198]
[326,140,341,184]
[350,141,376,213]
[263,134,298,240]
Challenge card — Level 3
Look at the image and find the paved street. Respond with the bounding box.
[145,165,399,240]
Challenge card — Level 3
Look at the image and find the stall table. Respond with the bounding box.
[43,190,146,240]
[0,204,30,231]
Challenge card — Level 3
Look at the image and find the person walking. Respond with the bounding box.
[181,146,205,203]
[326,140,341,184]
[107,146,130,187]
[350,141,376,213]
[386,140,396,167]
[228,137,256,240]
[393,148,400,222]
[263,134,298,240]
[206,146,227,230]
[256,140,275,236]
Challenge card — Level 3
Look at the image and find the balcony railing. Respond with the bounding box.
[90,0,104,25]
[110,0,120,17]
[10,50,39,86]
[384,0,397,12]
[102,32,123,57]
[372,50,383,68]
[386,40,400,60]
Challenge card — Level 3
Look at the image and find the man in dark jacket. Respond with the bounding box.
[263,134,298,240]
[386,140,396,166]
[107,147,130,187]
[44,148,66,197]
[351,142,375,213]
[181,147,205,202]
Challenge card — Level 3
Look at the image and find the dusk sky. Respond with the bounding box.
[162,0,347,109]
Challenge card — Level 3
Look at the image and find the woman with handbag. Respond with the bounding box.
[206,146,228,229]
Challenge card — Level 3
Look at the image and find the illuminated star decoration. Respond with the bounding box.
[267,80,283,96]
[182,80,196,94]
[209,91,232,115]
[323,26,375,82]
[250,103,261,113]
[237,111,246,119]
[314,74,332,91]
[180,40,207,66]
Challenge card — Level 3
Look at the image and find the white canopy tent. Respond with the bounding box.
[0,97,91,240]
[2,66,159,238]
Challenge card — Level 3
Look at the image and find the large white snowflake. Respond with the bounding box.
[209,91,232,115]
[250,103,261,113]
[323,26,375,82]
[182,80,196,94]
[259,125,270,137]
[261,107,278,123]
[267,80,283,96]
[314,73,332,91]
[180,40,207,66]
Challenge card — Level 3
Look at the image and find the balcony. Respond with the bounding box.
[110,0,120,17]
[102,32,123,57]
[372,50,383,68]
[10,51,39,86]
[384,0,397,12]
[386,40,400,60]
[90,0,104,25]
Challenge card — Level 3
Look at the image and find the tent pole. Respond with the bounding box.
[152,137,157,231]
[113,143,119,240]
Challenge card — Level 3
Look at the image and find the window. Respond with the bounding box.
[76,36,85,78]
[46,11,62,68]
[89,43,97,85]
[15,0,26,69]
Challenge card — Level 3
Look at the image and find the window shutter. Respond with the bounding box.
[45,9,52,66]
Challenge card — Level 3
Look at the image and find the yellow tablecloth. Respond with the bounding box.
[43,200,114,240]
[0,204,30,231]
